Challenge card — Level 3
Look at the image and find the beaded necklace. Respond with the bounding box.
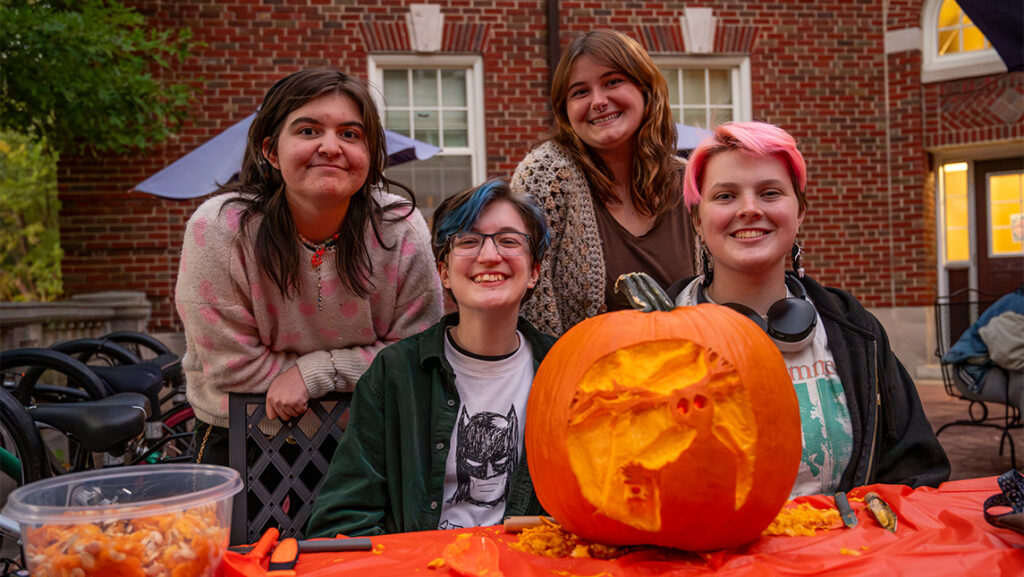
[297,231,341,311]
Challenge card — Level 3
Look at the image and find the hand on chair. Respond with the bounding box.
[266,365,310,421]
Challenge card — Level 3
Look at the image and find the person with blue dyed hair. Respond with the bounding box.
[308,180,556,537]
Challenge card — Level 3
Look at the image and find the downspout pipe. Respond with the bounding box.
[548,0,560,90]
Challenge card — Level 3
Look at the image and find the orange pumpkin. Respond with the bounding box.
[525,303,801,551]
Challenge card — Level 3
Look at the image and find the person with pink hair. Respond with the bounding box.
[666,121,949,497]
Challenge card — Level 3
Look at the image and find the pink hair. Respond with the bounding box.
[682,121,807,210]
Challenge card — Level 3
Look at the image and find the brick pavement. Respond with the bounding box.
[917,381,1021,481]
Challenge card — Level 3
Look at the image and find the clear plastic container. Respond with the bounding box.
[2,464,242,577]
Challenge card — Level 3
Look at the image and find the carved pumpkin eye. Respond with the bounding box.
[526,304,802,551]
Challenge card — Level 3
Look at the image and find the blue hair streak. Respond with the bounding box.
[431,179,550,265]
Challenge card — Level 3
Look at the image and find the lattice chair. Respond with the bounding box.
[934,287,1021,469]
[228,392,351,545]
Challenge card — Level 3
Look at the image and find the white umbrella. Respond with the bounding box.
[134,113,441,200]
[676,123,711,151]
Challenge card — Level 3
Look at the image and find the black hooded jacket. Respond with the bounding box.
[668,274,950,491]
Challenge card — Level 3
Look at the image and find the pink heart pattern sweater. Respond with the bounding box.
[175,192,444,427]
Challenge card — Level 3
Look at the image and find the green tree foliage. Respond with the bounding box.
[0,131,63,301]
[0,0,197,155]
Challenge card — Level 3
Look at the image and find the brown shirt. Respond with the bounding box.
[593,195,695,312]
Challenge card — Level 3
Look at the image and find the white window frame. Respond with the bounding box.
[934,157,977,298]
[921,0,1006,84]
[653,55,752,126]
[367,54,486,185]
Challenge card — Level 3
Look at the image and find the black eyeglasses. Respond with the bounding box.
[449,232,531,257]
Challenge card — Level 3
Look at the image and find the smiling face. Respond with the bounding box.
[438,199,541,317]
[263,92,370,226]
[564,54,646,160]
[696,150,805,279]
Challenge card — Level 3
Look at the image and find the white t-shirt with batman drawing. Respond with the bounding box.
[438,330,534,530]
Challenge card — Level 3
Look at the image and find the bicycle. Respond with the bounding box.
[1,344,193,471]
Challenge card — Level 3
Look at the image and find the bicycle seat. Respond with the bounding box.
[28,393,149,456]
[90,363,164,419]
[152,352,182,377]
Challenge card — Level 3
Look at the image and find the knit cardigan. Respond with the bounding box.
[175,192,444,427]
[511,141,608,337]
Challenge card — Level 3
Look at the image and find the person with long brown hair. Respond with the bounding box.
[511,29,695,336]
[175,69,443,465]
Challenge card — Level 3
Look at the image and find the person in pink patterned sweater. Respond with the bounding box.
[175,69,443,465]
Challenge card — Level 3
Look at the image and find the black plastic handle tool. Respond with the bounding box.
[834,491,858,528]
[299,537,373,553]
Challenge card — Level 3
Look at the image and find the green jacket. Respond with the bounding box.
[307,313,555,537]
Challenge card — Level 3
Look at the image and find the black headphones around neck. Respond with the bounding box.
[697,273,818,353]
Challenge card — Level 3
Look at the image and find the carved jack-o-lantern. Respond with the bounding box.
[525,302,801,551]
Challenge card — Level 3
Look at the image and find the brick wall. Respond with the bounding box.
[57,0,1022,332]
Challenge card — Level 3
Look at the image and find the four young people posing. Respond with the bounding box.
[177,35,947,535]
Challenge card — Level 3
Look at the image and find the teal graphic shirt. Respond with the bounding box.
[785,320,853,498]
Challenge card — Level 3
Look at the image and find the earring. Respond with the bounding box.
[258,156,272,179]
[696,237,714,286]
[791,238,805,278]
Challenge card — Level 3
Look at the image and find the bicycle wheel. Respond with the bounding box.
[0,348,111,404]
[0,388,48,486]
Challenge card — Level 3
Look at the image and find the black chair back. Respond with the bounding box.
[227,392,351,545]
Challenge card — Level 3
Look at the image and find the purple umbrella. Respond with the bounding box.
[676,123,711,151]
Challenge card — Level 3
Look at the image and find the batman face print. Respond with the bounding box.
[448,405,519,507]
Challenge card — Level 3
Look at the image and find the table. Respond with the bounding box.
[251,477,1024,576]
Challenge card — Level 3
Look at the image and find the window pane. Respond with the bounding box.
[382,70,408,107]
[942,163,969,262]
[414,110,440,146]
[682,109,705,127]
[989,172,1024,256]
[991,196,1021,225]
[944,190,967,226]
[991,229,1022,255]
[708,70,731,105]
[947,228,969,261]
[660,63,741,129]
[682,70,706,105]
[938,0,959,28]
[386,155,473,215]
[386,110,410,135]
[660,68,680,105]
[443,111,468,147]
[962,27,988,52]
[441,69,467,107]
[413,69,438,107]
[938,29,959,56]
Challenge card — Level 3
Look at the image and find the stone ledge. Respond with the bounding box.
[0,292,152,349]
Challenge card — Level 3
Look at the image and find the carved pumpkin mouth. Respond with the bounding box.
[566,339,755,532]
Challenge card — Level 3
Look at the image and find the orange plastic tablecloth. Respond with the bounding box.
[240,477,1024,576]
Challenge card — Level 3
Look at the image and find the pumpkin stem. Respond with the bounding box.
[614,272,675,313]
